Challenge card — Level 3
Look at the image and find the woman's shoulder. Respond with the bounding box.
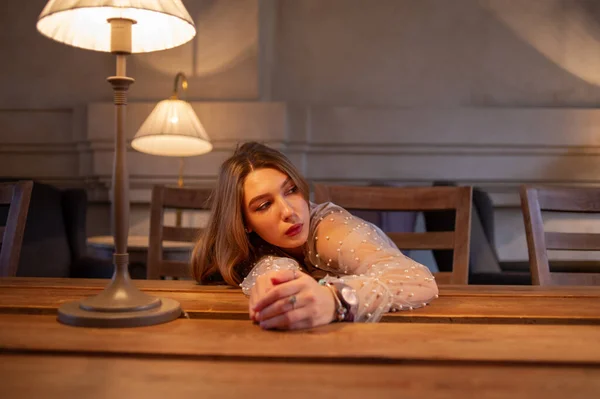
[309,201,348,220]
[309,202,360,235]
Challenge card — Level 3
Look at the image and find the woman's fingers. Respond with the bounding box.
[249,277,268,320]
[252,278,302,312]
[269,269,301,286]
[258,307,312,330]
[248,269,303,321]
[257,292,311,322]
[248,284,258,320]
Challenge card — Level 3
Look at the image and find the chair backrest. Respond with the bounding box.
[147,185,213,279]
[0,181,33,277]
[520,185,600,286]
[313,184,473,284]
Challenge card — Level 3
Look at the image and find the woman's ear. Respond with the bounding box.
[245,227,252,233]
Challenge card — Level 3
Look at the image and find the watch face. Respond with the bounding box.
[340,286,358,306]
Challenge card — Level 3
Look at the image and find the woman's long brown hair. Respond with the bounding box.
[191,142,309,286]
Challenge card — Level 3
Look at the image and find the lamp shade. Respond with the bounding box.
[36,0,196,53]
[132,99,212,157]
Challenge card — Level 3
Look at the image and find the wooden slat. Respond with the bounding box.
[162,226,201,243]
[314,184,461,211]
[2,315,600,364]
[451,186,472,284]
[439,284,600,297]
[159,260,191,278]
[162,186,212,210]
[2,278,600,297]
[537,187,600,212]
[2,286,600,324]
[147,185,166,280]
[433,272,452,285]
[0,181,33,277]
[545,232,600,251]
[521,185,600,286]
[0,278,236,292]
[550,272,600,286]
[148,185,210,279]
[2,353,600,399]
[0,288,248,315]
[387,232,454,249]
[521,186,551,285]
[0,184,13,204]
[0,226,4,243]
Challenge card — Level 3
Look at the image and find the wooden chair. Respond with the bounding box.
[520,185,600,286]
[314,184,473,284]
[147,185,213,279]
[0,181,33,277]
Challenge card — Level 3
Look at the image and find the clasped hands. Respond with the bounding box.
[248,269,335,330]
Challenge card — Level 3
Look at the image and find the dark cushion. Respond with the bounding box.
[0,181,72,277]
[424,181,501,274]
[0,179,113,278]
[61,189,88,261]
[469,271,532,285]
[468,205,502,273]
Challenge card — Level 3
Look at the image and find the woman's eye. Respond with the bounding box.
[285,185,298,195]
[256,202,271,211]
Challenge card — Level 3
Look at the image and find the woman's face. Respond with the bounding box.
[242,167,310,250]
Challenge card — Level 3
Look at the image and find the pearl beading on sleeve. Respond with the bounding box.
[310,205,439,322]
[238,202,439,323]
[240,256,301,296]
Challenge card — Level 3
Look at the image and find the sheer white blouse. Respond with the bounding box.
[240,202,439,322]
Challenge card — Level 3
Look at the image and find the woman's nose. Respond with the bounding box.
[280,198,294,220]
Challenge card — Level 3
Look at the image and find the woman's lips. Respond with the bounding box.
[285,223,303,237]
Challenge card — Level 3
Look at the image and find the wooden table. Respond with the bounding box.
[1,278,600,324]
[1,314,600,398]
[1,277,600,398]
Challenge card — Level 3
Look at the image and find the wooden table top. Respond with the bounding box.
[2,278,600,398]
[2,314,600,398]
[2,314,600,364]
[1,278,600,324]
[2,352,599,399]
[3,277,600,296]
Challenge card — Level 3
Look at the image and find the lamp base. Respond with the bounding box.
[57,298,181,328]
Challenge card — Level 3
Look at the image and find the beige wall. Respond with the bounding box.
[3,0,600,263]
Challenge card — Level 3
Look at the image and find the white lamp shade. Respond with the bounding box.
[37,0,196,53]
[132,99,212,157]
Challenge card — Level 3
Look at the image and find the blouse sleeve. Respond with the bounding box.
[239,255,302,296]
[309,205,439,322]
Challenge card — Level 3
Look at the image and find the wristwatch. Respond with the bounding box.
[321,280,358,322]
[331,282,358,322]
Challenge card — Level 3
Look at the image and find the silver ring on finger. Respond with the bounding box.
[288,294,297,309]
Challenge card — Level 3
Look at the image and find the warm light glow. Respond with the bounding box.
[132,99,213,157]
[37,0,196,53]
[483,1,600,87]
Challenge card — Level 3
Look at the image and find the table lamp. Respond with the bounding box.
[132,72,212,226]
[37,0,196,327]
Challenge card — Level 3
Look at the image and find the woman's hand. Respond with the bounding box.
[248,271,277,321]
[249,269,336,330]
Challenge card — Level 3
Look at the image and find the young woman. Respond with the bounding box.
[192,142,438,330]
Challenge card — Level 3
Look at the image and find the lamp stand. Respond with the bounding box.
[58,19,181,327]
[175,157,184,227]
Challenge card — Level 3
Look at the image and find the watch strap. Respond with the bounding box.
[319,280,347,322]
